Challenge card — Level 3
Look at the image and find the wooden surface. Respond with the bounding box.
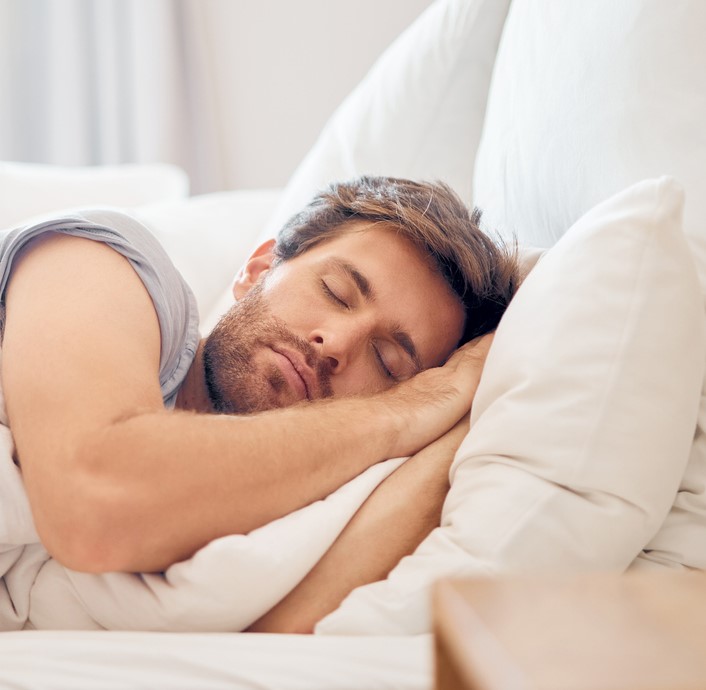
[433,571,706,690]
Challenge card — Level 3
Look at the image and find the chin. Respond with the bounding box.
[210,379,290,415]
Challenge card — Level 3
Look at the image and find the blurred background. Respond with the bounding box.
[0,0,431,194]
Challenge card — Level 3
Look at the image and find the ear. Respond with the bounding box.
[232,239,276,300]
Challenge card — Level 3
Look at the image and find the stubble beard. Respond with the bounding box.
[202,282,332,414]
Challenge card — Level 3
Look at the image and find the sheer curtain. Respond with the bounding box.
[0,0,224,193]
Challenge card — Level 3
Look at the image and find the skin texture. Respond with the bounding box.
[0,226,492,623]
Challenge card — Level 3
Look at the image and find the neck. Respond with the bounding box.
[175,339,213,413]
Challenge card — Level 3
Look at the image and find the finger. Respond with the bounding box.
[465,332,495,352]
[445,332,495,366]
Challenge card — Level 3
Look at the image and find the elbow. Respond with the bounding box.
[39,481,180,574]
[33,456,140,574]
[45,533,122,575]
[38,491,136,574]
[27,419,171,573]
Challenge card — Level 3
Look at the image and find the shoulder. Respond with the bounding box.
[1,209,199,401]
[2,228,165,438]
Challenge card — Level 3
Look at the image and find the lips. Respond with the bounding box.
[271,347,314,401]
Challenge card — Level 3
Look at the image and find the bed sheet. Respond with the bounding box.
[0,631,432,689]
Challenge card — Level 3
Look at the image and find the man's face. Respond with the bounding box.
[203,224,465,414]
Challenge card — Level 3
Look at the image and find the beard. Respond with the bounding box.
[202,281,333,414]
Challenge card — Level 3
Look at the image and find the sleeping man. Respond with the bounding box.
[0,176,519,632]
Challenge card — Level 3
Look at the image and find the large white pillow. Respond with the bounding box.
[316,178,705,634]
[0,161,188,231]
[473,0,706,572]
[473,0,706,277]
[258,0,512,240]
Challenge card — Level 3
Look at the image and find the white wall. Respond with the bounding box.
[203,0,432,191]
[0,0,432,193]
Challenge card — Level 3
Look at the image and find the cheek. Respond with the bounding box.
[259,286,303,326]
[329,361,394,398]
[261,279,326,334]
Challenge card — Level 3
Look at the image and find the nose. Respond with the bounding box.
[310,319,369,374]
[312,333,340,372]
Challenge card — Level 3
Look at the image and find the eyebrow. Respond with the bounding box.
[329,258,423,374]
[331,258,374,302]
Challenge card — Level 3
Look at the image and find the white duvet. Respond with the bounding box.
[0,352,405,632]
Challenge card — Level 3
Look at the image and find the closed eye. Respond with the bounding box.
[373,345,397,381]
[321,280,349,309]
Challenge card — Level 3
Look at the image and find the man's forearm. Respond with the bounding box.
[57,341,489,574]
[65,396,404,573]
[246,416,470,634]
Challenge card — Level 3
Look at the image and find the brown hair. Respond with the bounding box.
[274,176,519,345]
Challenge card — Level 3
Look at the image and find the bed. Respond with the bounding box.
[2,0,706,687]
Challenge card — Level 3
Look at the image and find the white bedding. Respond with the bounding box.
[0,631,433,690]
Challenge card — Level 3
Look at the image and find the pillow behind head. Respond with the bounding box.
[473,0,706,277]
[315,177,705,635]
[259,0,512,241]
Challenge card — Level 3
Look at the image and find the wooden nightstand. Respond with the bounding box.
[433,572,706,690]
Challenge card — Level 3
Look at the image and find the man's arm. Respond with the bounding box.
[1,234,488,573]
[247,416,470,634]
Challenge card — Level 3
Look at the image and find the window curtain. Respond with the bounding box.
[0,0,224,193]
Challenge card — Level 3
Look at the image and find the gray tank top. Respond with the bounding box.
[0,209,200,407]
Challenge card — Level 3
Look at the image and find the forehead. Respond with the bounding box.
[289,223,465,366]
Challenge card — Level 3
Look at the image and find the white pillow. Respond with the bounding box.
[258,0,512,241]
[131,189,281,331]
[473,0,706,278]
[316,178,705,634]
[26,458,406,631]
[473,0,706,572]
[0,161,189,231]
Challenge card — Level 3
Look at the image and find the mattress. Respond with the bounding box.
[0,631,432,690]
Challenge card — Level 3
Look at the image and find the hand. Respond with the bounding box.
[381,333,494,458]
